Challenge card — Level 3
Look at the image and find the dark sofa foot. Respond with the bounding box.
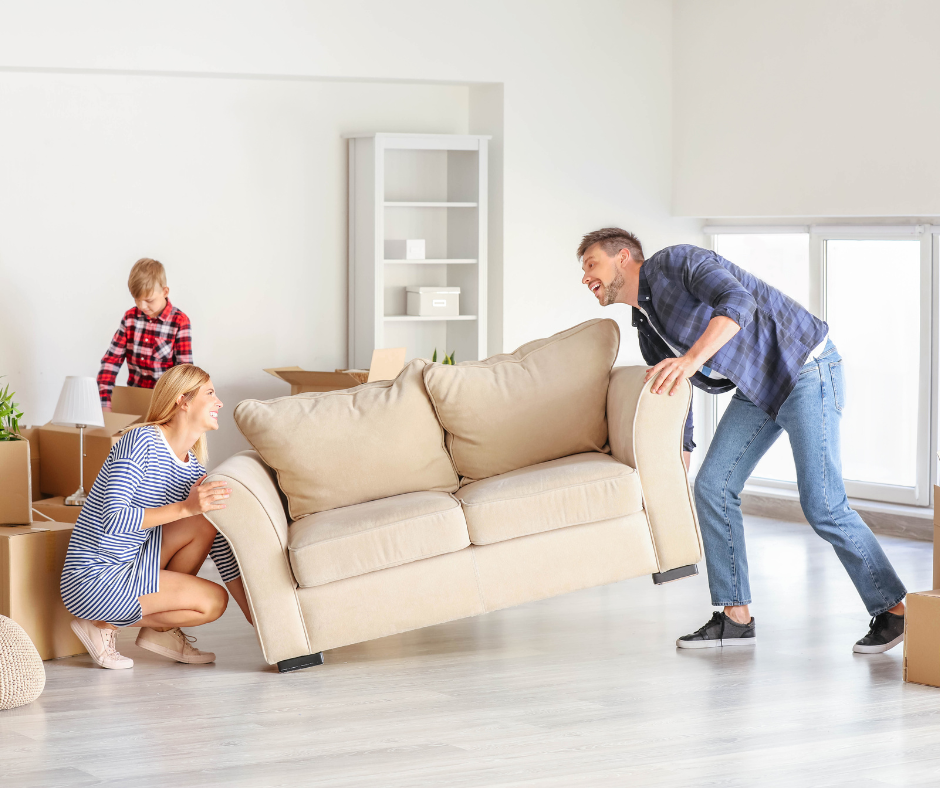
[652,564,699,585]
[277,652,324,673]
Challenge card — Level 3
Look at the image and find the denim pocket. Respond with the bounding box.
[829,361,845,412]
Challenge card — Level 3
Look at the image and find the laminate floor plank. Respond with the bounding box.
[3,515,939,787]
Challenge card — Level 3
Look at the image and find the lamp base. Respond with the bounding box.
[64,488,88,506]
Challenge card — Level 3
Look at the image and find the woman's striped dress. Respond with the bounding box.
[60,425,240,627]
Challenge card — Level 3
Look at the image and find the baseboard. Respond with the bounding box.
[740,489,933,542]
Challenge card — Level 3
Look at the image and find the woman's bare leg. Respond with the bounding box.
[89,516,219,631]
[160,515,217,574]
[137,570,228,629]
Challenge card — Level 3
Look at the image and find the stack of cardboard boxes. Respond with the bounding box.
[0,386,152,660]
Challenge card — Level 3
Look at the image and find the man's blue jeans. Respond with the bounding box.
[694,340,907,616]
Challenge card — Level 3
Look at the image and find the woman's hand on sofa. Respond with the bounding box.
[184,476,232,516]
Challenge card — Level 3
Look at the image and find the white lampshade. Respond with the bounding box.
[52,376,105,428]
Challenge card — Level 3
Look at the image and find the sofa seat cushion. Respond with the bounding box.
[288,491,470,588]
[455,453,643,545]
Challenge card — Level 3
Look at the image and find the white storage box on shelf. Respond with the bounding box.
[407,287,461,317]
[384,239,426,260]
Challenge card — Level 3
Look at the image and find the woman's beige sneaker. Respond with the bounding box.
[135,627,216,664]
[70,619,134,670]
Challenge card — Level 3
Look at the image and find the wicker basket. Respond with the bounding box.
[0,615,45,711]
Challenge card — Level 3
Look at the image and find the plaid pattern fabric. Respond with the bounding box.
[97,300,193,407]
[637,244,828,424]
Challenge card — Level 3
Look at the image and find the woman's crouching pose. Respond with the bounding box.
[61,364,251,670]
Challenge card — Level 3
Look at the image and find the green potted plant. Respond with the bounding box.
[431,349,456,365]
[0,380,33,524]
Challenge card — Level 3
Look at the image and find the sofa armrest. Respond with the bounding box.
[607,366,702,572]
[204,450,311,665]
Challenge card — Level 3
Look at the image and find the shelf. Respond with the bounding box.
[385,264,476,265]
[384,315,478,322]
[384,201,477,208]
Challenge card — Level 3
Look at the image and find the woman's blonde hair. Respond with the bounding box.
[121,364,211,465]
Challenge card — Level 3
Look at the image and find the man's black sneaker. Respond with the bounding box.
[853,611,904,654]
[676,611,756,649]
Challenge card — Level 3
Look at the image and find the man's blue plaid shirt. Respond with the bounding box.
[634,245,828,450]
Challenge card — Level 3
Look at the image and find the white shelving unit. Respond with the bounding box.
[345,132,490,368]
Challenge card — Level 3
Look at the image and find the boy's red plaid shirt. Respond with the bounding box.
[97,300,193,407]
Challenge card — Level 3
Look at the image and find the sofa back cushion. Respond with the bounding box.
[423,319,620,480]
[234,359,459,520]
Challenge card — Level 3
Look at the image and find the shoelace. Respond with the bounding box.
[866,614,888,638]
[101,628,120,657]
[170,628,200,651]
[694,611,724,638]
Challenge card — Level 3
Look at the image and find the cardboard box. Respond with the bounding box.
[0,437,32,524]
[934,485,939,589]
[265,348,407,395]
[32,497,82,525]
[111,385,154,417]
[39,411,143,498]
[0,522,86,660]
[20,427,42,502]
[903,589,940,687]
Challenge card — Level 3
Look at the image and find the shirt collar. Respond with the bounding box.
[138,299,173,323]
[637,264,652,306]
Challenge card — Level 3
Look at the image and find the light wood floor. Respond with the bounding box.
[3,516,939,787]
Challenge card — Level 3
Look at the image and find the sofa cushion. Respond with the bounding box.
[289,491,470,587]
[455,452,643,545]
[423,319,620,480]
[234,360,459,520]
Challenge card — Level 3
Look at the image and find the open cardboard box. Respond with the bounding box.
[266,348,407,395]
[38,386,153,498]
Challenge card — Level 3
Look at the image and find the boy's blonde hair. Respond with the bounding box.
[128,258,167,299]
[121,364,211,465]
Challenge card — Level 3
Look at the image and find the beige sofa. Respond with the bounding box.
[206,319,702,672]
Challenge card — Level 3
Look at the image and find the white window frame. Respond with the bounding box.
[702,224,934,508]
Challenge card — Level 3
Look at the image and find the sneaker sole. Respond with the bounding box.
[676,637,756,649]
[136,637,215,664]
[853,633,904,654]
[70,620,134,670]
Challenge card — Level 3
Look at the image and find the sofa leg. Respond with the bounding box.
[651,564,698,585]
[277,652,324,673]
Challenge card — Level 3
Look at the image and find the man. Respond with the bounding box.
[578,228,906,653]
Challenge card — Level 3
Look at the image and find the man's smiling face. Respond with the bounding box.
[581,243,626,306]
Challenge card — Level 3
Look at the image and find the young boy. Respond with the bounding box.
[97,258,193,410]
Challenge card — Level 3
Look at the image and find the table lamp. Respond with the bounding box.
[52,376,105,506]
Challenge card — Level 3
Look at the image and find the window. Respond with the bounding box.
[704,226,933,507]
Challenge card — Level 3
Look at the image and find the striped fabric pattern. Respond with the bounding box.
[61,425,239,627]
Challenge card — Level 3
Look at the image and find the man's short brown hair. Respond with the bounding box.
[576,228,644,264]
[128,258,167,299]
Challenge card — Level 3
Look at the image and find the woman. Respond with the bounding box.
[61,364,250,670]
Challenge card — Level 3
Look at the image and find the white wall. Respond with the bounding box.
[673,0,940,218]
[1,1,700,463]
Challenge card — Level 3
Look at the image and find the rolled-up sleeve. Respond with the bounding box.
[101,458,147,535]
[680,248,757,330]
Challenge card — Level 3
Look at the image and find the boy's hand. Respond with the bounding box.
[102,403,112,412]
[184,475,231,516]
